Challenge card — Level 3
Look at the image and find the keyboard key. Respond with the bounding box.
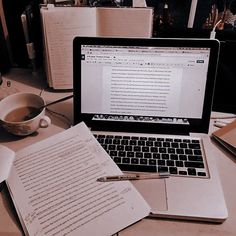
[163,142,170,147]
[167,148,175,154]
[117,145,124,151]
[130,140,137,145]
[113,139,120,144]
[101,144,108,150]
[187,168,197,176]
[158,160,165,166]
[105,139,112,144]
[121,139,129,145]
[185,161,204,168]
[114,157,121,163]
[179,154,187,161]
[140,137,147,140]
[140,159,148,165]
[188,155,203,162]
[192,139,200,143]
[154,141,162,147]
[153,153,161,159]
[180,143,188,148]
[146,141,154,146]
[110,151,117,157]
[117,164,157,172]
[171,142,179,148]
[131,136,139,140]
[148,137,156,141]
[194,149,202,155]
[167,160,175,166]
[188,143,201,149]
[166,138,173,142]
[169,167,178,174]
[183,139,191,143]
[158,166,168,172]
[150,147,158,152]
[127,152,134,157]
[134,146,141,152]
[179,170,187,175]
[142,146,149,152]
[198,172,206,176]
[185,149,193,155]
[135,152,143,158]
[144,153,152,158]
[138,140,145,146]
[161,154,169,159]
[125,146,132,151]
[118,151,126,157]
[122,158,130,164]
[108,144,116,150]
[131,158,139,164]
[159,148,167,153]
[170,154,178,160]
[176,148,184,154]
[97,138,105,144]
[174,139,182,142]
[149,159,157,165]
[156,138,164,141]
[176,161,184,167]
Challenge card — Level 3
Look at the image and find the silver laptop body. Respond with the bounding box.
[73,37,228,222]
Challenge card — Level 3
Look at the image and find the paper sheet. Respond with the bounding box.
[0,145,15,184]
[6,122,150,236]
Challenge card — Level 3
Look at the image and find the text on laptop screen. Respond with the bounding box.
[80,44,210,125]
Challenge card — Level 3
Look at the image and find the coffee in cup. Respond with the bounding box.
[0,92,51,136]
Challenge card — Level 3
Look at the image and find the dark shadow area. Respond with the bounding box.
[211,137,236,164]
[0,126,25,143]
[1,183,24,235]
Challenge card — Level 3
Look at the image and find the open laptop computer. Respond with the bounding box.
[73,36,228,222]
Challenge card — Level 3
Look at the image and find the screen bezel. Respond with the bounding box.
[73,37,219,134]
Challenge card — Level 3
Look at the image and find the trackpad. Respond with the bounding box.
[132,179,168,212]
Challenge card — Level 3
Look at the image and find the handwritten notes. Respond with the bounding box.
[6,122,150,236]
[41,7,97,89]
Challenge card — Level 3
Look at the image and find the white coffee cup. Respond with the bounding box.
[0,92,51,136]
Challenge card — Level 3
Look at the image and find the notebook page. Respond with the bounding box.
[6,122,150,236]
[41,7,97,89]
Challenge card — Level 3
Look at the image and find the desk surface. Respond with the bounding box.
[0,69,236,236]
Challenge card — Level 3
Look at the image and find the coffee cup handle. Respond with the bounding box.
[39,116,51,128]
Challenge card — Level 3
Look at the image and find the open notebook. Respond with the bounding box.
[73,37,228,222]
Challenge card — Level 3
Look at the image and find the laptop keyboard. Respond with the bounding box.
[94,133,208,178]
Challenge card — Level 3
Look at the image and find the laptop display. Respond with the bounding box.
[74,37,219,134]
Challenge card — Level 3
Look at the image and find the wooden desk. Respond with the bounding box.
[0,69,236,236]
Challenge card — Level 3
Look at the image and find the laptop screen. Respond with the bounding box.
[73,37,219,134]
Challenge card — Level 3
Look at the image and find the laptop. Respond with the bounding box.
[73,36,228,222]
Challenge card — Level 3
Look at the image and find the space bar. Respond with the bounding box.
[117,164,157,173]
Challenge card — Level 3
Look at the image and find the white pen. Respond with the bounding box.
[97,172,169,182]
